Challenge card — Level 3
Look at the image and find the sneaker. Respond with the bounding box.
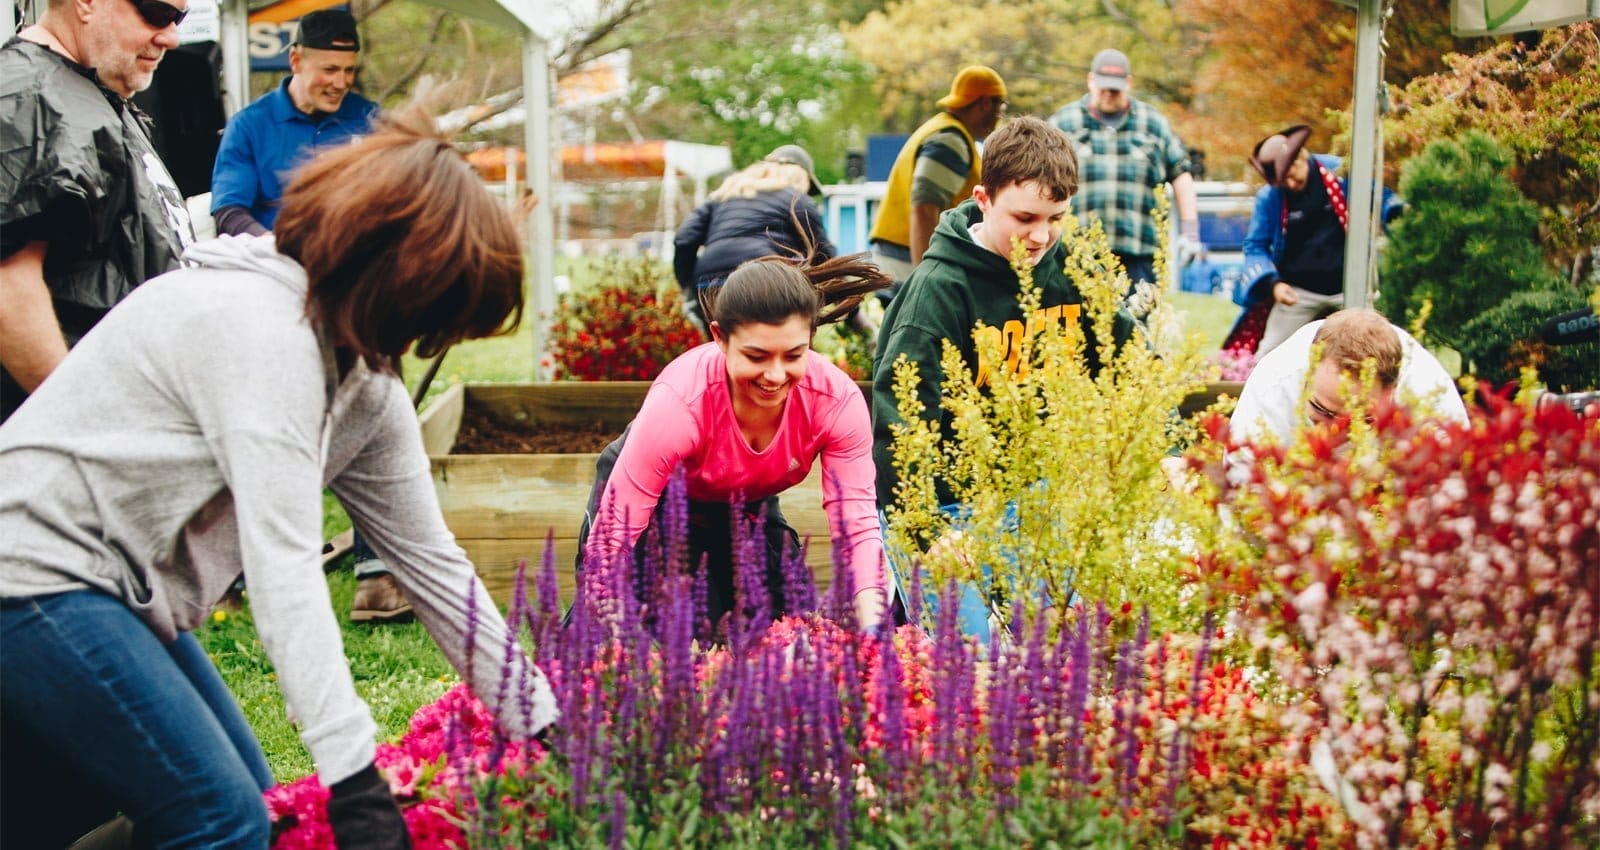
[349,573,414,624]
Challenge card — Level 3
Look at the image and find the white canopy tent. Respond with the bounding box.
[219,0,560,372]
[1,0,563,371]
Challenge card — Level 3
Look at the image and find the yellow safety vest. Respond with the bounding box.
[869,112,981,248]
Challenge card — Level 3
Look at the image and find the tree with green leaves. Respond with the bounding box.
[1378,131,1559,355]
[1384,22,1600,286]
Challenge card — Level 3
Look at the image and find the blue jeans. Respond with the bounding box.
[880,504,1026,642]
[0,591,273,849]
[1114,253,1156,291]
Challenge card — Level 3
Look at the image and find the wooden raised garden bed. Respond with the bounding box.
[419,380,1243,606]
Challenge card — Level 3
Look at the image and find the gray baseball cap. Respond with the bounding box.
[764,144,822,195]
[1089,48,1130,91]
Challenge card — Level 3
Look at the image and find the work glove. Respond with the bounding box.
[1176,218,1205,268]
[327,764,411,850]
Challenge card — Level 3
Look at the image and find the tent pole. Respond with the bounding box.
[525,32,555,379]
[220,0,250,115]
[1342,0,1386,310]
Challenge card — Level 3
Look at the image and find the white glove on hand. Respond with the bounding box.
[1125,280,1161,321]
[1176,219,1205,268]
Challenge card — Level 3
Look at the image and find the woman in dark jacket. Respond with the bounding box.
[673,144,835,334]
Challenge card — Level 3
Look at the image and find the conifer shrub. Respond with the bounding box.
[1457,287,1599,391]
[1377,131,1560,350]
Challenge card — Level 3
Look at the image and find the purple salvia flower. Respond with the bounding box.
[463,573,478,695]
[822,661,854,849]
[876,625,909,800]
[1019,608,1050,768]
[823,521,857,629]
[534,532,562,669]
[1115,609,1151,809]
[930,578,964,783]
[904,551,926,627]
[610,788,628,850]
[782,535,818,617]
[1063,608,1095,794]
[495,559,530,750]
[1161,611,1215,820]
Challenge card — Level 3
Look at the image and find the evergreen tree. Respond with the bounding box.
[1378,131,1558,349]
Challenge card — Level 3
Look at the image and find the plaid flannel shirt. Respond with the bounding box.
[1051,95,1191,258]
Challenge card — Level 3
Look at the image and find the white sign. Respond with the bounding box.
[177,0,220,44]
[1451,0,1597,36]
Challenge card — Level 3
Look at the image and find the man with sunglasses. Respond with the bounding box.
[0,0,195,423]
[209,9,378,237]
[1229,308,1467,448]
[1232,125,1405,358]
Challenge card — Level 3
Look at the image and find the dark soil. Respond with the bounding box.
[452,404,622,454]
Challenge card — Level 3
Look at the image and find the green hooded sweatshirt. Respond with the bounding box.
[870,198,1129,507]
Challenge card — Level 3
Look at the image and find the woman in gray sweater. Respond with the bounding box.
[0,112,556,849]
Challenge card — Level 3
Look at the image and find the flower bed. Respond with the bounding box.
[271,391,1600,849]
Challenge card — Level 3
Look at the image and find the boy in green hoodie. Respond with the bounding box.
[872,116,1115,508]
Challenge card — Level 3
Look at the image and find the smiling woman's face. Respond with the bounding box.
[715,315,812,414]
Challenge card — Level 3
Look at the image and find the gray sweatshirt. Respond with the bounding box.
[0,234,557,783]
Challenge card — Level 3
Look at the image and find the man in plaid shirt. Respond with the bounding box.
[1051,48,1199,318]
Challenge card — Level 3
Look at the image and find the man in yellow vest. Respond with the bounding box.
[869,66,1007,300]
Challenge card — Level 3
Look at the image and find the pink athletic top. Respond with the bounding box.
[590,342,884,596]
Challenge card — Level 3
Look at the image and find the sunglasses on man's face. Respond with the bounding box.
[127,0,188,29]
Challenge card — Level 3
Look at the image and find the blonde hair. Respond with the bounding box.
[709,161,811,201]
[1312,309,1403,388]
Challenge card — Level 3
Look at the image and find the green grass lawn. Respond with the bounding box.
[204,280,1243,782]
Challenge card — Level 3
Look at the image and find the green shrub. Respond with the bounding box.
[1458,287,1599,391]
[1378,131,1559,348]
[884,216,1219,632]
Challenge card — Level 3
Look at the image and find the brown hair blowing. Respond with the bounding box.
[706,255,892,335]
[979,116,1079,202]
[274,108,525,372]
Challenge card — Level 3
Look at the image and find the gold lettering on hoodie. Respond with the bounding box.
[973,303,1082,387]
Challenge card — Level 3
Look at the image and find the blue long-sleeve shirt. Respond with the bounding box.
[209,78,377,231]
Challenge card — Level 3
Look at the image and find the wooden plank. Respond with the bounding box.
[466,382,649,430]
[417,383,465,456]
[1181,381,1243,419]
[433,455,599,539]
[460,536,579,607]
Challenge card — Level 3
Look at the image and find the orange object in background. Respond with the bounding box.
[467,147,526,182]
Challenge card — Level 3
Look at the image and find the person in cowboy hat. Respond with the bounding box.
[868,65,1008,300]
[1227,124,1404,359]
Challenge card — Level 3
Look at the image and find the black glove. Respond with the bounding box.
[327,764,412,850]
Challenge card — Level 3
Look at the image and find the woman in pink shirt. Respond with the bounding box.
[579,256,891,632]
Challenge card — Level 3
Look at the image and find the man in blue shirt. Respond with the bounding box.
[209,9,378,236]
[210,10,404,623]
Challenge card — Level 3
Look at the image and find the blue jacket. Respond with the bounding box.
[1237,153,1403,308]
[209,78,378,230]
